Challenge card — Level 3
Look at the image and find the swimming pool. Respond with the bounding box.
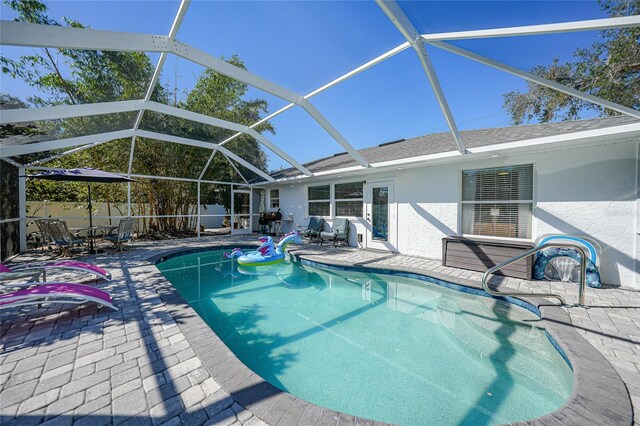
[157,249,573,425]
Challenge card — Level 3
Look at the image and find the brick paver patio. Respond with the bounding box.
[1,235,638,425]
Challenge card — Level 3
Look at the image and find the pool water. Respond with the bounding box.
[157,250,573,425]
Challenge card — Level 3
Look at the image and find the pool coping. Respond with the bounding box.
[146,246,633,426]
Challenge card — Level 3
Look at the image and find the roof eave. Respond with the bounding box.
[264,122,640,185]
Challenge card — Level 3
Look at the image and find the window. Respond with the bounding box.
[269,189,279,208]
[308,185,330,216]
[306,182,364,217]
[334,182,363,217]
[461,164,533,239]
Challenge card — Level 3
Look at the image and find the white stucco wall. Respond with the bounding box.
[276,182,368,247]
[534,142,638,289]
[273,139,639,289]
[200,204,226,228]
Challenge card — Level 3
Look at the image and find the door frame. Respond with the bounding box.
[231,188,252,235]
[364,180,397,251]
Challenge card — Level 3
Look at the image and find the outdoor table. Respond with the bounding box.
[273,219,293,237]
[75,225,118,253]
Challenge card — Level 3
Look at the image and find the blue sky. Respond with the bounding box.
[0,1,610,171]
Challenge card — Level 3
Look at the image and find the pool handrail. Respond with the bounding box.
[482,242,587,306]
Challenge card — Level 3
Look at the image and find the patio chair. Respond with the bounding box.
[0,261,111,284]
[297,217,325,243]
[103,217,133,252]
[0,282,117,311]
[46,220,86,257]
[319,218,351,247]
[34,218,55,250]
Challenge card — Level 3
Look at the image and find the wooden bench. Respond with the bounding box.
[442,236,534,279]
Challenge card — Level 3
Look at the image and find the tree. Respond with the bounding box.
[2,0,274,233]
[184,57,274,210]
[0,94,43,139]
[503,0,639,124]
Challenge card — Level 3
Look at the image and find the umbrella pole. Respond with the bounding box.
[88,183,94,253]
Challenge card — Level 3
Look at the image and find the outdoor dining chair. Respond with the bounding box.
[103,217,133,252]
[45,220,86,257]
[33,218,57,250]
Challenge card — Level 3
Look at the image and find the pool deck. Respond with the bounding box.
[1,235,639,426]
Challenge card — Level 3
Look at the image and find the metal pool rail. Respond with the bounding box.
[482,243,587,306]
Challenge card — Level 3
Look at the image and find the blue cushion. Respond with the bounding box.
[308,217,324,230]
[320,231,336,239]
[332,218,349,233]
[105,235,131,242]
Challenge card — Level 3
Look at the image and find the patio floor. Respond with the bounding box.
[1,235,638,425]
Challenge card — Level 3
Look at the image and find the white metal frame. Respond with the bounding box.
[128,0,191,179]
[230,187,253,235]
[421,16,640,41]
[1,8,637,170]
[0,99,313,176]
[1,1,638,244]
[426,40,640,119]
[376,0,465,153]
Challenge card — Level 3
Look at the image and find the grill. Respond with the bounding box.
[259,208,282,234]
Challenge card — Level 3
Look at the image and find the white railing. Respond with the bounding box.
[26,212,261,241]
[481,242,588,306]
[0,217,21,224]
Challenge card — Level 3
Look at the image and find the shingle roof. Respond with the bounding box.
[269,115,639,180]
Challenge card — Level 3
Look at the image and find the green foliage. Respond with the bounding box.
[184,55,272,174]
[0,94,43,139]
[2,0,274,231]
[503,0,639,124]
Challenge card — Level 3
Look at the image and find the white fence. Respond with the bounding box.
[24,201,258,240]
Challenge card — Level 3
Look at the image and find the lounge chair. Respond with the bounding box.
[45,220,85,257]
[0,261,111,283]
[103,218,133,252]
[319,218,351,247]
[297,217,325,243]
[0,283,117,311]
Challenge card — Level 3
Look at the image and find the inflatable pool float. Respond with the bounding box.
[224,232,302,267]
[236,262,294,277]
[533,235,602,288]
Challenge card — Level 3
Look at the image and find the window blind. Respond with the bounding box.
[308,185,330,216]
[462,164,533,239]
[308,185,330,200]
[335,182,363,217]
[462,164,533,202]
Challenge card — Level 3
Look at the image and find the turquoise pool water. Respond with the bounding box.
[157,250,573,425]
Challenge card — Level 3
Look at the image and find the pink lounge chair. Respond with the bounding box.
[0,283,117,311]
[0,261,111,283]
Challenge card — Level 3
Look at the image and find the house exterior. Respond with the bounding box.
[260,116,640,289]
